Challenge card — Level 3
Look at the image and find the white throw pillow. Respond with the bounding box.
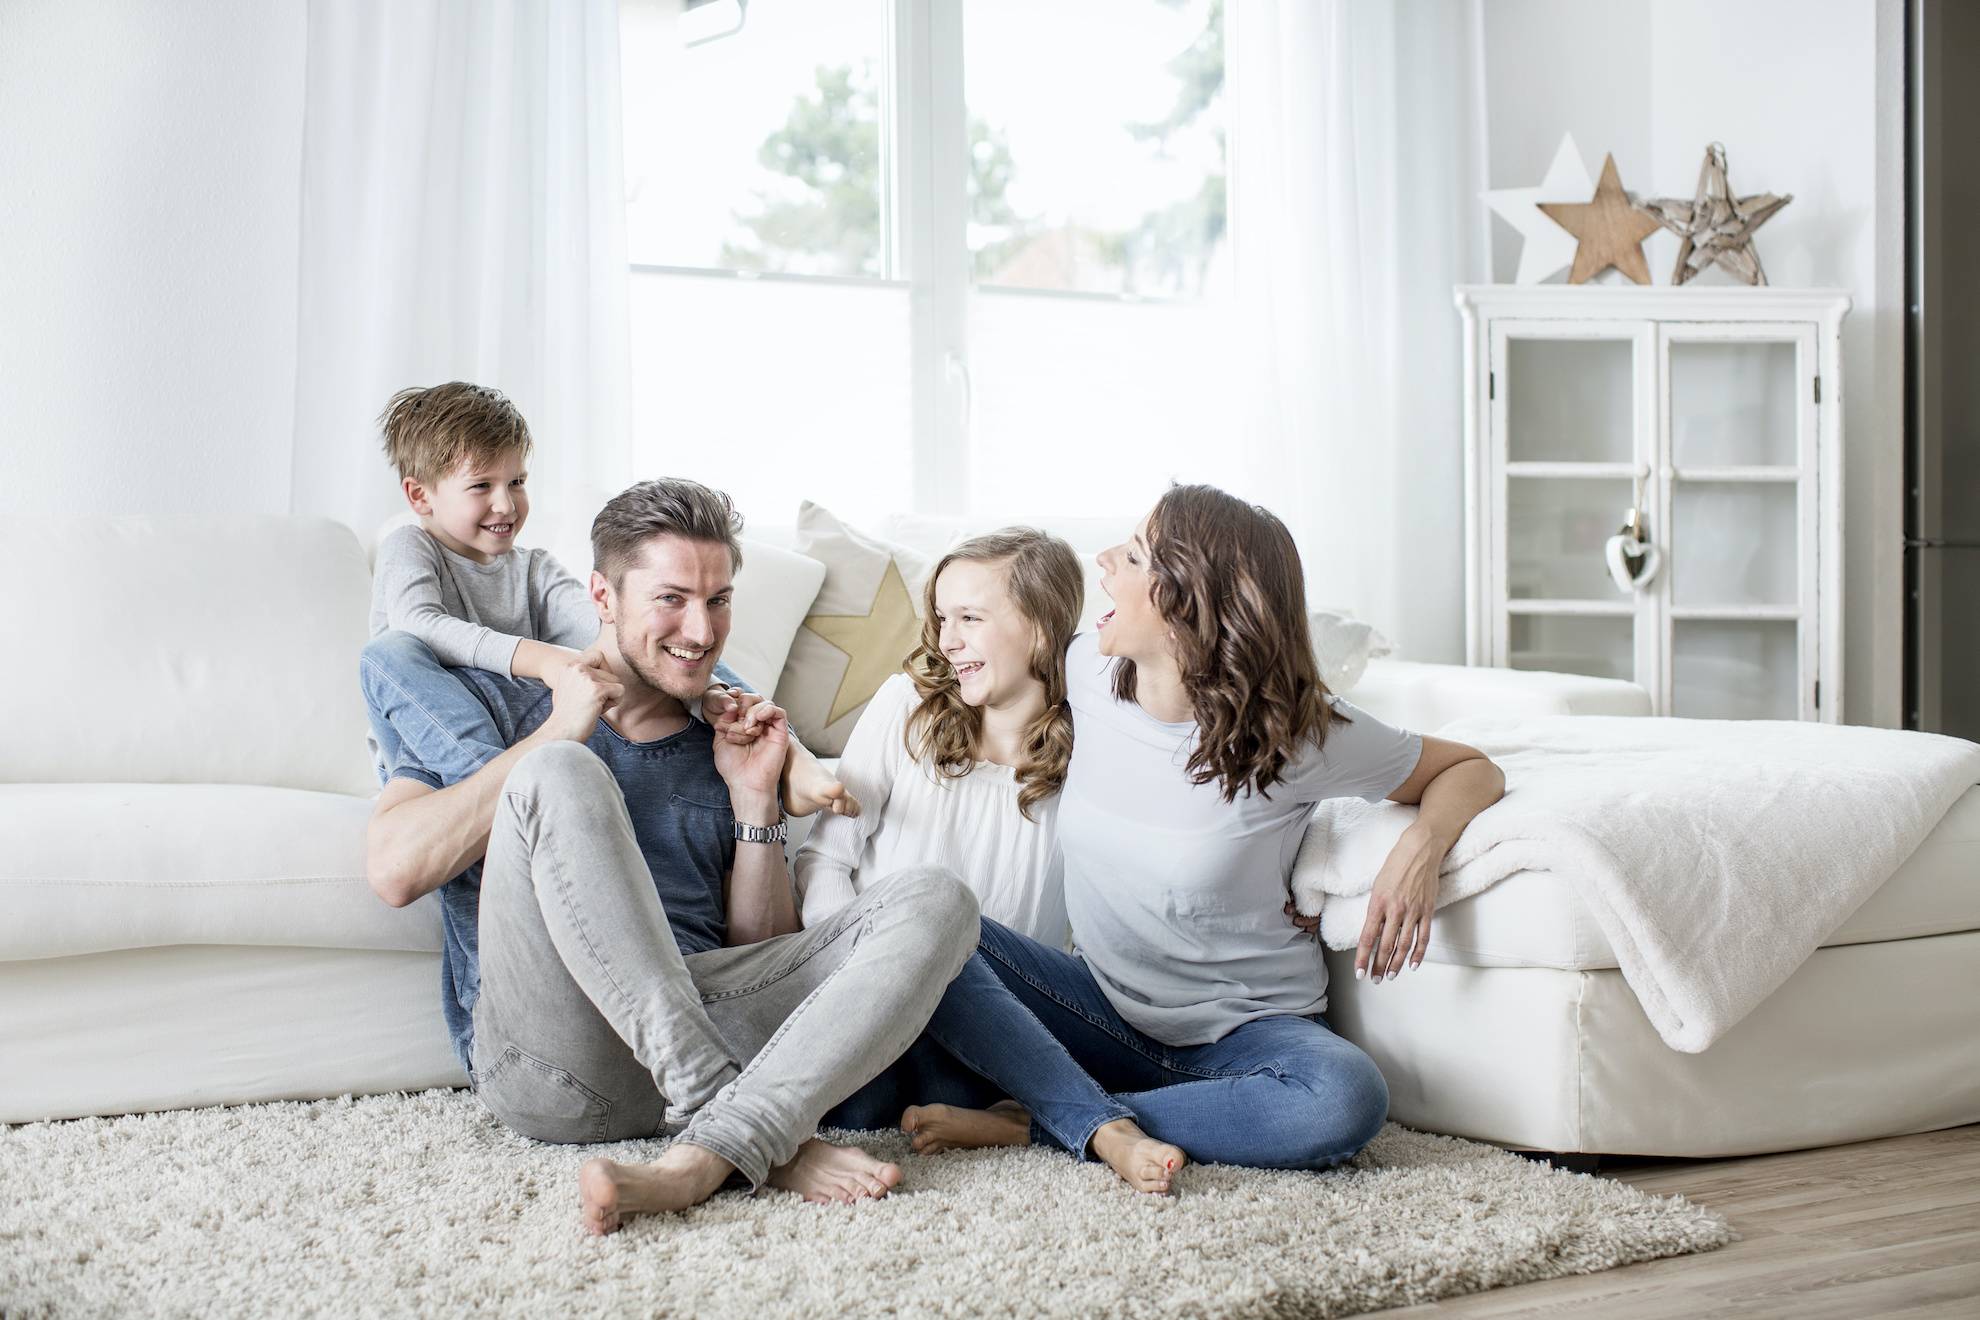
[774,503,934,754]
[725,539,828,695]
[1310,609,1395,694]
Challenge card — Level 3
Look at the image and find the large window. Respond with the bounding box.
[622,0,1229,528]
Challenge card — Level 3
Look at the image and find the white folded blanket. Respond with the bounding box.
[1293,715,1980,1053]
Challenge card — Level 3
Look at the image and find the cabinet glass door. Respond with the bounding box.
[1491,322,1650,683]
[1661,326,1815,720]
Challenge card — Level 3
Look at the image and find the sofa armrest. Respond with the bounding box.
[1338,659,1651,733]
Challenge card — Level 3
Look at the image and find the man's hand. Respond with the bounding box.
[704,685,776,744]
[712,697,789,801]
[541,649,623,743]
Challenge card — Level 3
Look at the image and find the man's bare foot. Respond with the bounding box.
[901,1100,1032,1155]
[578,1141,735,1235]
[1089,1118,1186,1195]
[785,756,861,819]
[765,1138,901,1205]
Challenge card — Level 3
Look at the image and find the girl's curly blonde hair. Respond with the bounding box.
[903,528,1084,821]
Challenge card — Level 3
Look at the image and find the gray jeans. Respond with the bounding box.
[469,741,980,1187]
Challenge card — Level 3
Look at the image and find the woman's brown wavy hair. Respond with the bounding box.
[1113,484,1341,802]
[903,528,1084,821]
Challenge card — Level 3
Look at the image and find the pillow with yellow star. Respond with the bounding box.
[772,502,933,755]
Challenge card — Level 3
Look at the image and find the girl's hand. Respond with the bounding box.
[1354,822,1446,983]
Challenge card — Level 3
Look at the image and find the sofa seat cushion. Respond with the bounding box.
[0,784,441,961]
[1419,784,1980,970]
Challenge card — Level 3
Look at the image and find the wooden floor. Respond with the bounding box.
[1380,1124,1980,1319]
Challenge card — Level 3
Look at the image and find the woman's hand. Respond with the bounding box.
[1354,822,1448,982]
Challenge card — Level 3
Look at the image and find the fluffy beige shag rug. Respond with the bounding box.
[0,1089,1729,1318]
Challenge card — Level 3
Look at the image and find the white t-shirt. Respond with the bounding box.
[1058,632,1422,1046]
[794,674,1067,946]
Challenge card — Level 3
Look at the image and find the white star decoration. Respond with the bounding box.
[1481,133,1596,285]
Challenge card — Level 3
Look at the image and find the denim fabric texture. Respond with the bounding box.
[843,919,1390,1170]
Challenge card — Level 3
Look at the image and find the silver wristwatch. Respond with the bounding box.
[733,817,789,845]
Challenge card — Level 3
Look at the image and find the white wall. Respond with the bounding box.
[1483,0,1905,726]
[0,0,306,518]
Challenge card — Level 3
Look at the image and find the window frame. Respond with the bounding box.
[626,0,1222,519]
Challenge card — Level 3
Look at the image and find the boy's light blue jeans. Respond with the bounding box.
[890,918,1391,1171]
[360,630,541,787]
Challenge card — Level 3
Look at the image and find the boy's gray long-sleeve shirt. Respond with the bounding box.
[369,524,600,672]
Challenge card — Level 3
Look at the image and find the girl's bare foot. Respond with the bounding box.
[765,1138,902,1205]
[578,1141,735,1235]
[785,758,861,819]
[900,1100,1032,1154]
[1089,1118,1187,1195]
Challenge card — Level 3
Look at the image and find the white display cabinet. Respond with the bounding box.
[1455,286,1850,721]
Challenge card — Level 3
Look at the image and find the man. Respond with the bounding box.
[362,478,979,1234]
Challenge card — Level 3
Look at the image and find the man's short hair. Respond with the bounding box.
[591,479,745,586]
[378,382,532,486]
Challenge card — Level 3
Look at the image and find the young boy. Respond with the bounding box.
[364,380,853,817]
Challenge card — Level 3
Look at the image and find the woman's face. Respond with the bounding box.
[933,558,1041,711]
[1094,514,1167,661]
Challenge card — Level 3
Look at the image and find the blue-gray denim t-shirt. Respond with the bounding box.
[386,663,744,1070]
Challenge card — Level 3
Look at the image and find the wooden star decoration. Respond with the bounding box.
[802,557,921,726]
[1634,142,1791,286]
[1539,154,1664,285]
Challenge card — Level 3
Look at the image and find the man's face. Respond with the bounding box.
[598,534,735,704]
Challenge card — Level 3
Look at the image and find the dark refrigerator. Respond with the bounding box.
[1908,0,1980,740]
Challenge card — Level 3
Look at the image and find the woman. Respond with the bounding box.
[898,484,1504,1177]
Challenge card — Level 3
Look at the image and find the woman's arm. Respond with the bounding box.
[1354,735,1505,983]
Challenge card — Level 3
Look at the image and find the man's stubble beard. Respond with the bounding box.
[612,615,717,706]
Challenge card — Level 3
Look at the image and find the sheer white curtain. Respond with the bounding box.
[1228,0,1490,663]
[290,0,633,542]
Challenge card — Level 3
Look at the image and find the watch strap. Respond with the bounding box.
[733,818,789,845]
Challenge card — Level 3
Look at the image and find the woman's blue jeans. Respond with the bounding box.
[832,918,1389,1171]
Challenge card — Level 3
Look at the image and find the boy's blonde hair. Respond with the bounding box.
[378,382,532,486]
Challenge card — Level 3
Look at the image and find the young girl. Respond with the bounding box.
[796,527,1080,948]
[897,485,1505,1176]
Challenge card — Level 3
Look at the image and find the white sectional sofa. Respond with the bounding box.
[5,513,1974,1162]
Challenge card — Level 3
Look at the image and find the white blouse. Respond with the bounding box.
[793,674,1066,947]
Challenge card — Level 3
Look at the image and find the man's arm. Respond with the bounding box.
[365,652,623,908]
[713,701,801,945]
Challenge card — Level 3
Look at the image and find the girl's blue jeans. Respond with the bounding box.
[831,918,1389,1171]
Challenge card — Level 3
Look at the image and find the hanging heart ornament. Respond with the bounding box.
[1604,511,1662,593]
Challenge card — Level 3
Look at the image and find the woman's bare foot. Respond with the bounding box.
[765,1138,902,1205]
[578,1141,735,1235]
[1089,1118,1187,1195]
[785,756,861,819]
[900,1100,1032,1155]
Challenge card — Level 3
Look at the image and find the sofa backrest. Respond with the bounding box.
[2,516,377,796]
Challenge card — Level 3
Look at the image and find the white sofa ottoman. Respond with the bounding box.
[1320,767,1980,1158]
